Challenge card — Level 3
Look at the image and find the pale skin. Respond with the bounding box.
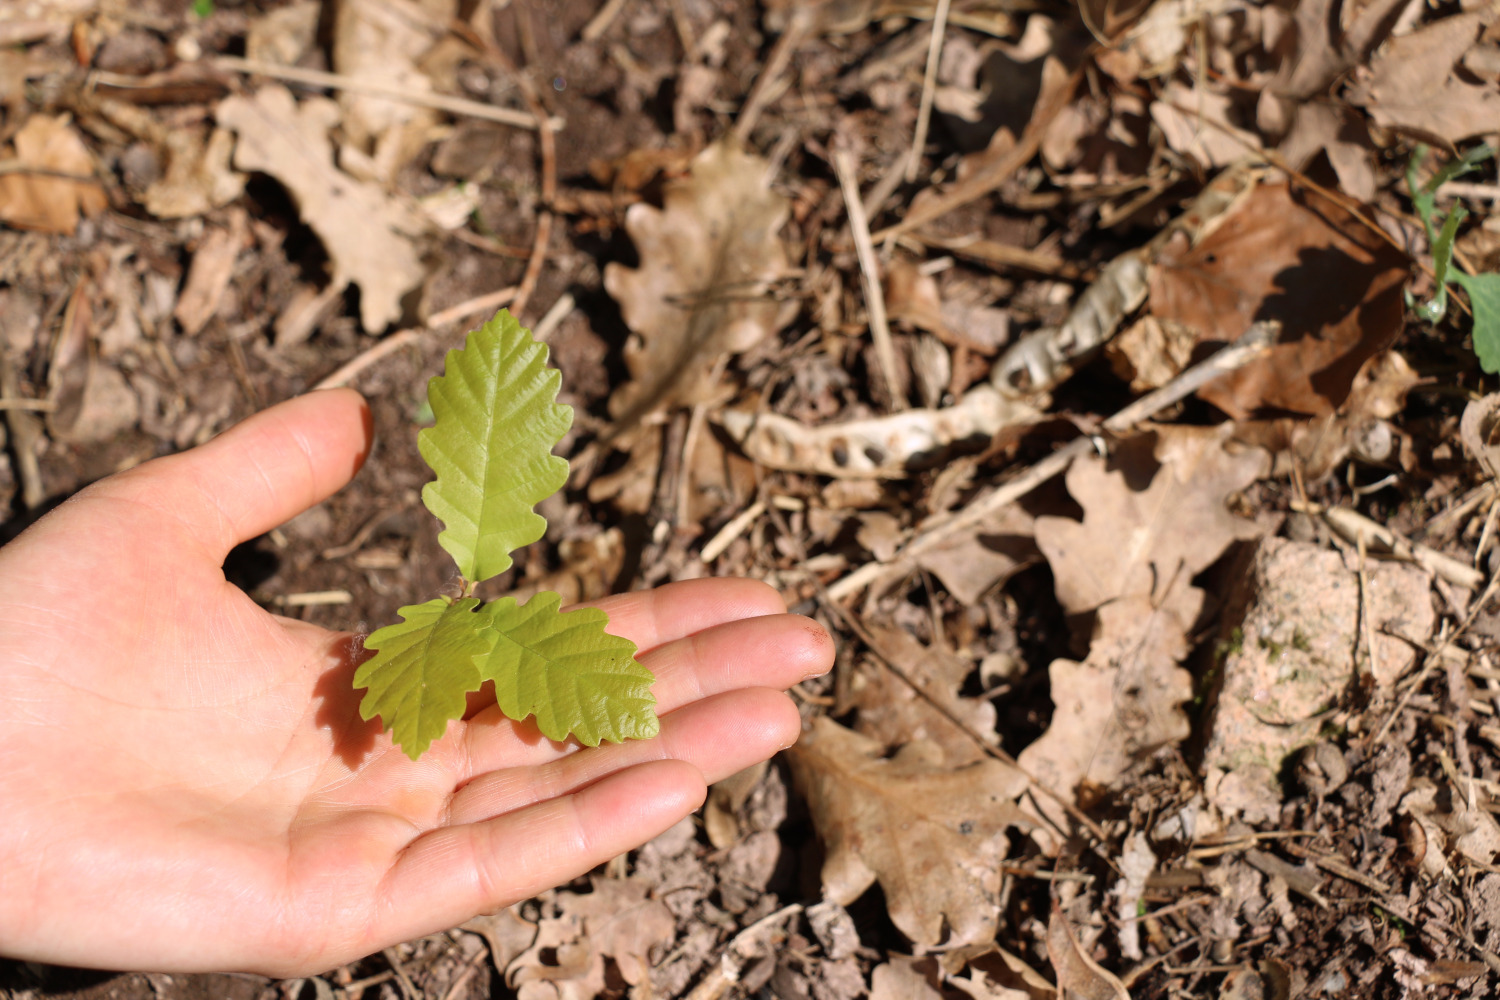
[0,388,833,976]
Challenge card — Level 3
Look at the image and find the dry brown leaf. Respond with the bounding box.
[1148,180,1406,418]
[555,877,675,986]
[1035,427,1266,617]
[850,623,998,767]
[246,0,320,66]
[1021,427,1265,802]
[1045,905,1129,1000]
[332,0,452,179]
[174,209,248,336]
[0,114,107,235]
[1350,11,1500,146]
[604,138,791,430]
[508,915,606,1000]
[1150,82,1260,168]
[143,126,247,220]
[787,716,1029,950]
[914,501,1037,606]
[869,957,947,1000]
[1256,0,1402,198]
[216,85,425,334]
[461,905,538,972]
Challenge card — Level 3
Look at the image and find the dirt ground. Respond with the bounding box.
[4,0,1500,997]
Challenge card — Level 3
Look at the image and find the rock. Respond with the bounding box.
[1203,536,1435,820]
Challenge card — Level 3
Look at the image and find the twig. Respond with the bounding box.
[682,903,804,1000]
[833,144,907,410]
[825,322,1279,600]
[313,286,518,389]
[381,947,420,1000]
[313,287,519,389]
[273,590,353,607]
[580,0,633,40]
[905,0,952,182]
[531,292,575,343]
[731,7,812,144]
[1370,575,1500,747]
[1356,533,1382,688]
[0,397,55,411]
[212,56,559,132]
[701,500,767,564]
[1310,503,1485,590]
[0,351,45,509]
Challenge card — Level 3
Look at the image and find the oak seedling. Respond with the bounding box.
[353,309,658,759]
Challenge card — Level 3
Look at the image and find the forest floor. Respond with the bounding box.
[3,0,1500,997]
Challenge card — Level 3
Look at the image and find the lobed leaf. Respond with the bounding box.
[478,592,657,746]
[419,309,572,585]
[354,597,494,760]
[1456,270,1500,374]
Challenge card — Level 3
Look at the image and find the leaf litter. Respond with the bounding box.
[7,0,1500,997]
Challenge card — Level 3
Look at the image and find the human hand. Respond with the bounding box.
[0,389,831,976]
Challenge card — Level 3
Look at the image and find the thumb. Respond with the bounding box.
[78,388,373,560]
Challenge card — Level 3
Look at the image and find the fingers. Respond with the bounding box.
[639,613,834,714]
[583,578,787,652]
[79,389,373,559]
[446,687,800,828]
[375,759,705,944]
[456,608,832,776]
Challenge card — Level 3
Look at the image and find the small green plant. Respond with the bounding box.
[353,309,658,759]
[191,0,215,18]
[1405,143,1500,372]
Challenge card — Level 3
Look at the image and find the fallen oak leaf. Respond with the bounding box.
[603,137,792,436]
[1144,180,1407,418]
[1034,426,1266,618]
[0,113,107,235]
[786,716,1030,950]
[1021,427,1265,806]
[1349,10,1500,146]
[216,84,425,334]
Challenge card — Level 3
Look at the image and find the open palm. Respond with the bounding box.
[0,389,829,976]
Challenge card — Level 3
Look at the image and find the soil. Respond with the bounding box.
[3,0,1500,997]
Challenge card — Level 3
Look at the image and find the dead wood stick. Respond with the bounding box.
[905,0,952,182]
[833,144,907,410]
[826,321,1279,601]
[0,351,45,509]
[580,0,633,40]
[212,56,558,131]
[313,286,517,389]
[1311,503,1485,590]
[731,7,812,144]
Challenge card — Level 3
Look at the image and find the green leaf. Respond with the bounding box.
[419,310,572,585]
[478,593,657,746]
[1456,271,1500,374]
[354,597,495,759]
[1418,203,1468,323]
